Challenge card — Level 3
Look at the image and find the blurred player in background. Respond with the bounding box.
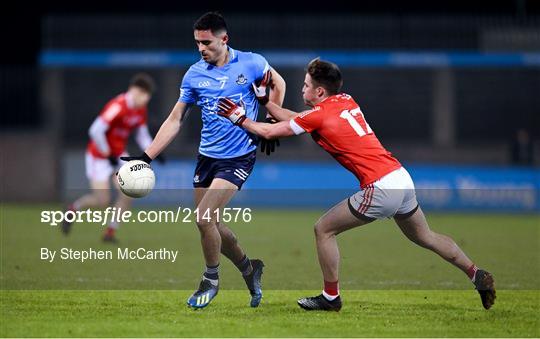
[121,12,287,309]
[62,73,163,242]
[217,58,496,312]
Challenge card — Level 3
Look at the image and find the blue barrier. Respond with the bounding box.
[144,161,540,212]
[41,50,540,68]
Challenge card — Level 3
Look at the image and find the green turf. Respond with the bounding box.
[1,204,539,290]
[1,290,539,337]
[1,204,539,337]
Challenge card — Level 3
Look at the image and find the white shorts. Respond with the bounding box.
[348,167,419,221]
[85,151,128,182]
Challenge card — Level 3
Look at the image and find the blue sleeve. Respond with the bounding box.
[178,69,197,104]
[251,53,270,82]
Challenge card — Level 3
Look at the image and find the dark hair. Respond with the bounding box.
[306,58,343,95]
[129,73,155,94]
[193,11,227,35]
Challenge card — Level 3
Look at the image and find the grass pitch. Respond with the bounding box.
[1,204,539,337]
[1,290,539,337]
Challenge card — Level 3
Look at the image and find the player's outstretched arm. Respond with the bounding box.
[121,101,189,163]
[145,101,189,158]
[88,117,111,156]
[217,98,296,139]
[265,101,299,121]
[88,117,119,166]
[243,119,295,139]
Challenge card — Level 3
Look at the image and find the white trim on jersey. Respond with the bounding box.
[88,117,110,155]
[262,62,270,76]
[289,119,306,135]
[102,103,122,121]
[134,124,153,151]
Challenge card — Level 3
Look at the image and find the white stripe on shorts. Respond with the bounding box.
[233,170,247,181]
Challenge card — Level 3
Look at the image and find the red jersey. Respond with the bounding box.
[292,93,401,188]
[87,93,147,158]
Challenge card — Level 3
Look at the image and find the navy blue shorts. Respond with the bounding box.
[193,151,256,190]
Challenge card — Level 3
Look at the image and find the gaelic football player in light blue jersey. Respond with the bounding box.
[122,12,286,309]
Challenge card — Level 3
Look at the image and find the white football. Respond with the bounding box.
[116,160,155,198]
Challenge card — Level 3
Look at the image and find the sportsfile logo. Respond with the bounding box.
[40,207,253,226]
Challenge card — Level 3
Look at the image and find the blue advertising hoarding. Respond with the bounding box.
[144,161,539,212]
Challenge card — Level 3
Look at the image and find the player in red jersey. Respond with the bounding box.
[217,59,495,311]
[63,73,163,242]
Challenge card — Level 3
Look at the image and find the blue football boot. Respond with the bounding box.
[243,259,264,307]
[187,279,219,309]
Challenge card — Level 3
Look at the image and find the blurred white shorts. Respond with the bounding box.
[348,167,419,221]
[85,151,127,182]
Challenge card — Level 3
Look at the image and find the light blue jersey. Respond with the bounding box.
[178,47,269,159]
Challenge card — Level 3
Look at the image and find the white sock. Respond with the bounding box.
[322,290,338,301]
[203,277,219,287]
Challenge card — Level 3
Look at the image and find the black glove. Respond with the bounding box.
[120,152,153,164]
[155,153,166,164]
[260,117,280,156]
[108,156,119,167]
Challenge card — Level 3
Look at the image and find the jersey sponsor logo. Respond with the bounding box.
[123,116,142,127]
[111,128,130,138]
[236,74,247,85]
[203,95,246,112]
[198,81,211,88]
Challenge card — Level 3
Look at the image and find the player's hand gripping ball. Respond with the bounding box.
[116,160,155,198]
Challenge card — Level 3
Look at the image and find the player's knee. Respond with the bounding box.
[195,219,215,232]
[411,230,435,249]
[314,218,331,238]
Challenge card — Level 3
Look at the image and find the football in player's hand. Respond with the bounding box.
[116,160,155,198]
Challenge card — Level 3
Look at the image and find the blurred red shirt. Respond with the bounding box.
[87,93,147,158]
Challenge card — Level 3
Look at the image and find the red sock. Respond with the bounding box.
[466,264,478,281]
[105,227,115,237]
[323,280,339,297]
